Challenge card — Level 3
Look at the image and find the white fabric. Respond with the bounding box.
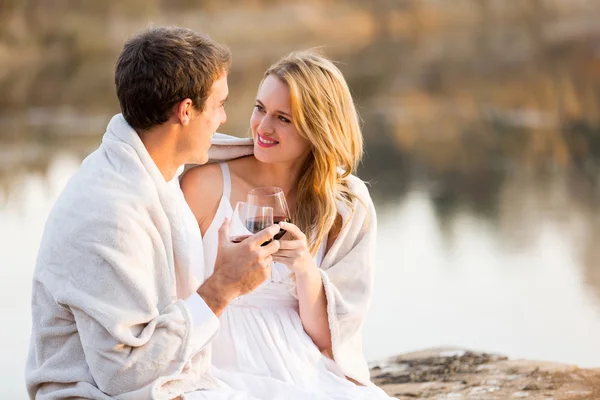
[184,293,221,347]
[318,176,378,384]
[193,162,391,399]
[26,114,223,400]
[208,132,253,161]
[219,162,232,199]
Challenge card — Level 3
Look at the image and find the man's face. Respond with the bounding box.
[183,72,228,164]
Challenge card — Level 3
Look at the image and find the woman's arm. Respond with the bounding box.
[273,222,332,351]
[296,264,332,351]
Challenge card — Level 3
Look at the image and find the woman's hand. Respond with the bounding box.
[272,222,316,277]
[275,222,332,351]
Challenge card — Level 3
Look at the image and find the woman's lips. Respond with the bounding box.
[257,133,279,148]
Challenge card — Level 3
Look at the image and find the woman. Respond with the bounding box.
[181,50,390,399]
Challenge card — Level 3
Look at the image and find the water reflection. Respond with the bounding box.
[365,188,600,368]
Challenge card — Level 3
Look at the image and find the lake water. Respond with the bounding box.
[2,148,600,398]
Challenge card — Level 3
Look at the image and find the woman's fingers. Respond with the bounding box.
[277,239,302,250]
[273,223,309,271]
[260,238,281,255]
[272,255,296,266]
[273,249,297,258]
[279,221,306,241]
[271,256,285,263]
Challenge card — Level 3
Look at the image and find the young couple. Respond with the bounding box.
[26,26,391,400]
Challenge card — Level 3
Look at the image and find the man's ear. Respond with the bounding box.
[174,99,193,126]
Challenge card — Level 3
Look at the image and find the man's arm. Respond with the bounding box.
[34,211,219,398]
[30,210,282,399]
[197,273,234,317]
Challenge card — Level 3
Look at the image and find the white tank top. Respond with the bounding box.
[201,162,326,284]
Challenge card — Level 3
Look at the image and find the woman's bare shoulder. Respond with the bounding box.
[179,163,224,227]
[180,163,224,194]
[226,156,259,186]
[226,156,255,176]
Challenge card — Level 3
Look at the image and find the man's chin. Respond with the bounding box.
[197,155,210,165]
[186,152,209,166]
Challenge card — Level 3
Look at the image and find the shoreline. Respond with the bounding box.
[372,348,600,399]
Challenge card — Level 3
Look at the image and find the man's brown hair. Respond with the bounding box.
[115,26,231,131]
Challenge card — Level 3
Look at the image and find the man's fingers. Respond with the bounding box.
[247,224,280,247]
[218,218,231,243]
[261,238,281,255]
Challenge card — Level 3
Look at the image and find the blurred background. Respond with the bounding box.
[2,0,600,397]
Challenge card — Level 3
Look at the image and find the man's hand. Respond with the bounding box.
[197,218,280,315]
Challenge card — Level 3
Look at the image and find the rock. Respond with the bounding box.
[370,348,600,400]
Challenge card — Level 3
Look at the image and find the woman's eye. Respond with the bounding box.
[254,105,265,112]
[278,116,291,123]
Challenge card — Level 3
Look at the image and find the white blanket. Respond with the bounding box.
[26,114,239,399]
[319,175,377,385]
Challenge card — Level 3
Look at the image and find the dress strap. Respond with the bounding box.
[219,162,232,200]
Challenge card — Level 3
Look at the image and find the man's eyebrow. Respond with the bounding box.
[255,99,291,118]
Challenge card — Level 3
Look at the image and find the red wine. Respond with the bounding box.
[246,217,274,234]
[273,216,290,240]
[246,216,273,246]
[245,216,290,246]
[230,234,251,243]
[246,216,290,239]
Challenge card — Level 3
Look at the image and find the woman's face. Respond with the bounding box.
[250,75,312,166]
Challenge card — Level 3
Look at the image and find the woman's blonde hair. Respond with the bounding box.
[261,50,363,255]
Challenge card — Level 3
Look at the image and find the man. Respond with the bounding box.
[26,26,280,399]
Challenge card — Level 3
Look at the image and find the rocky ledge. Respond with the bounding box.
[371,348,600,400]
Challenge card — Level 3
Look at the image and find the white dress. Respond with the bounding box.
[186,163,392,400]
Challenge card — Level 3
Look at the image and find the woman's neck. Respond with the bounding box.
[249,156,309,202]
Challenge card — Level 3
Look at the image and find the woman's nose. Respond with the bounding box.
[257,116,274,135]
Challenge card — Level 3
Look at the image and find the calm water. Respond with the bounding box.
[1,148,600,398]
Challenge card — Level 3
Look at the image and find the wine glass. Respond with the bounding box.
[228,202,273,303]
[247,187,291,282]
[247,187,291,239]
[229,202,274,244]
